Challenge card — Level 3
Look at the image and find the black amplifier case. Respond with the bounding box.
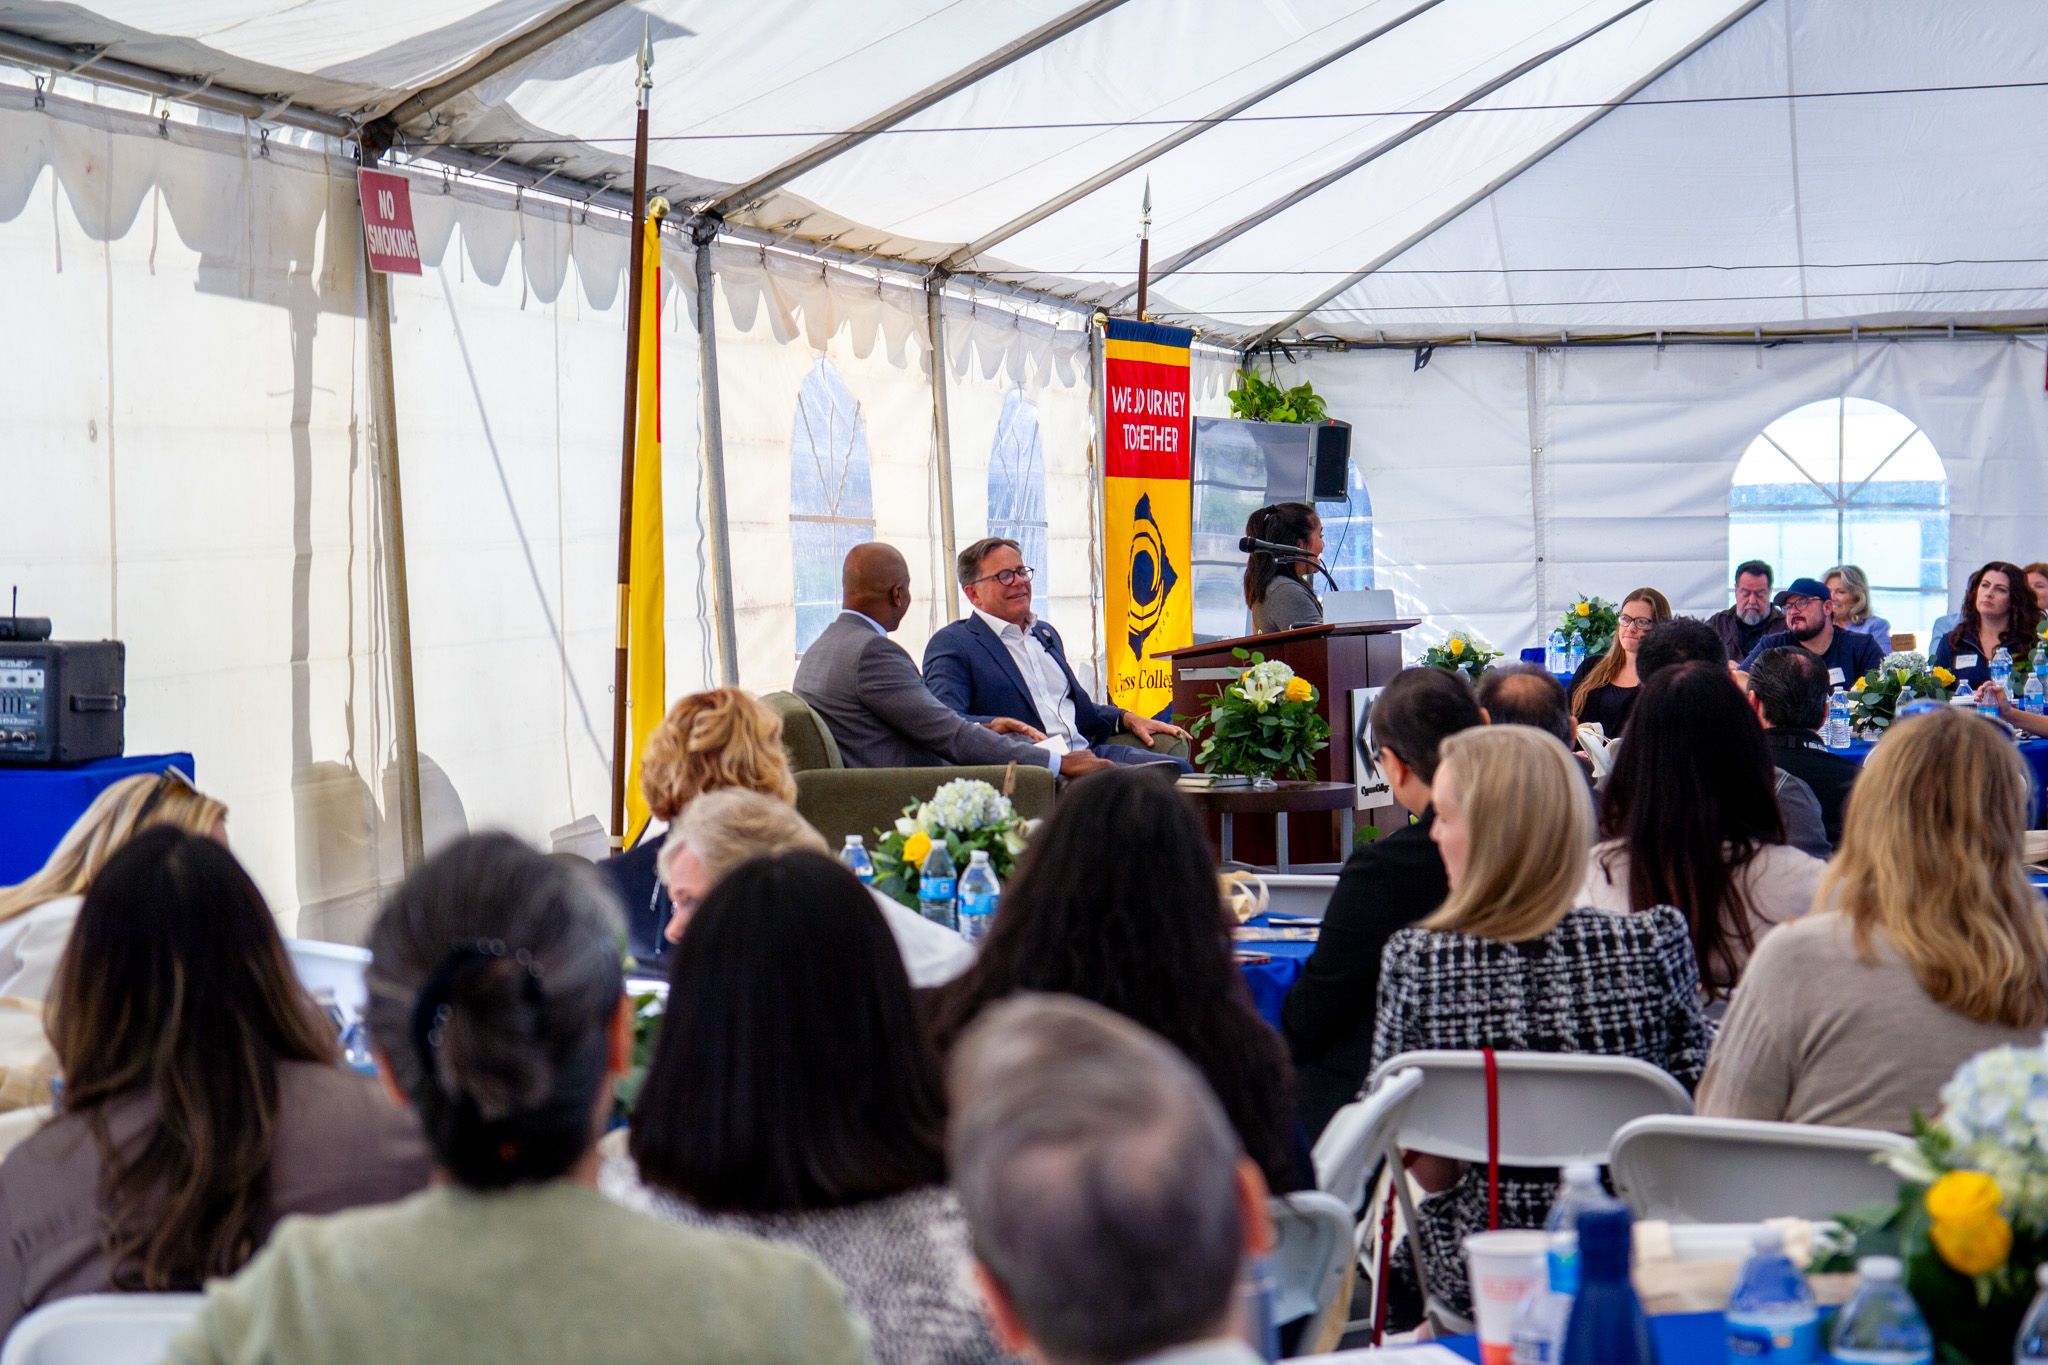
[0,641,125,766]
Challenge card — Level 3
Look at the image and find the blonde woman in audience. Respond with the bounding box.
[0,828,428,1334]
[166,833,868,1365]
[612,849,1008,1365]
[660,790,974,987]
[0,768,227,1110]
[1370,725,1713,1321]
[1699,709,2048,1133]
[1566,587,1671,737]
[600,688,798,961]
[1823,565,1892,653]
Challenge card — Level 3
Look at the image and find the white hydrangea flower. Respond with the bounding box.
[1881,650,1930,675]
[1935,1037,2048,1226]
[1237,659,1296,707]
[923,779,1014,832]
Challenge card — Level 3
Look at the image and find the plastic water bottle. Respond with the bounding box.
[1511,1231,1578,1365]
[1547,1164,1621,1236]
[1724,1225,1818,1362]
[1979,681,2003,726]
[2030,645,2048,711]
[1826,689,1852,749]
[1993,646,2015,694]
[958,850,999,945]
[1559,1207,1654,1365]
[918,842,958,931]
[2026,667,2046,717]
[2016,1261,2048,1363]
[839,834,876,884]
[1548,629,1568,674]
[1567,634,1587,675]
[1826,1256,1933,1364]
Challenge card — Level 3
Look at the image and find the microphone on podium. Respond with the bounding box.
[1238,537,1339,591]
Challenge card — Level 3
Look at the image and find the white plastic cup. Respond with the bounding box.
[1462,1229,1550,1365]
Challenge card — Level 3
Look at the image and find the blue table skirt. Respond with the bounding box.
[0,753,193,884]
[1441,1309,1724,1362]
[1237,914,1316,1029]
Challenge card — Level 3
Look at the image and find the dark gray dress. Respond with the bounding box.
[1251,575,1323,634]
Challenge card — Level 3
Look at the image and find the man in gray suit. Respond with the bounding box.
[795,543,1112,777]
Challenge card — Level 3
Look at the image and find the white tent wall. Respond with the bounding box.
[1295,336,2048,655]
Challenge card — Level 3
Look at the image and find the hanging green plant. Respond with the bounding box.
[1228,371,1328,424]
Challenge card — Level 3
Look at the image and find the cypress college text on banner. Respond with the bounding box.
[1102,319,1193,717]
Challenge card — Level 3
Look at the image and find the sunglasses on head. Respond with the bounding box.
[132,765,197,827]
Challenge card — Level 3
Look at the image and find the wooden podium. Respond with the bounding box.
[1159,620,1416,868]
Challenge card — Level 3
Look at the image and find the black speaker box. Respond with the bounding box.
[0,640,126,766]
[1311,419,1352,501]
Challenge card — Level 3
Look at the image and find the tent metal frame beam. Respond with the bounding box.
[1110,0,1662,306]
[698,0,1132,220]
[1249,0,1769,346]
[381,0,633,135]
[1247,320,2048,353]
[940,0,1452,272]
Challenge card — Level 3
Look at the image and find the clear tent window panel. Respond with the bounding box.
[987,389,1048,599]
[1728,398,1949,647]
[791,359,876,657]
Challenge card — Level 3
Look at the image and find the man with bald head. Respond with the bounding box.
[794,543,1112,774]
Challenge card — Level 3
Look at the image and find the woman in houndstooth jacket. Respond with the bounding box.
[1369,725,1715,1323]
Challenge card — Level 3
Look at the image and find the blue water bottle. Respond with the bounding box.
[839,834,876,884]
[1560,1207,1655,1365]
[957,850,999,945]
[1826,1256,1931,1364]
[1826,690,1852,749]
[918,842,958,931]
[1724,1225,1817,1362]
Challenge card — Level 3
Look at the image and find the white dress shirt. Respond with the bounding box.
[972,606,1098,749]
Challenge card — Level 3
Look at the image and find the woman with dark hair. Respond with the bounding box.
[1581,662,1821,1006]
[0,828,428,1333]
[611,851,1003,1365]
[1566,587,1671,736]
[1244,502,1325,634]
[926,768,1301,1192]
[164,834,866,1365]
[1933,560,2044,689]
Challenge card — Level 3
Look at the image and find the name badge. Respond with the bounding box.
[1958,654,1979,669]
[1828,667,1844,685]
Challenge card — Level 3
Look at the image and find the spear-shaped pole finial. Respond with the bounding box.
[1136,177,1153,321]
[635,15,653,109]
[1141,175,1152,240]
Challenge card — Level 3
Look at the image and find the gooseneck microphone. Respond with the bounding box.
[1238,537,1339,592]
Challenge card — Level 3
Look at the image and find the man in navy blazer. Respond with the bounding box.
[923,537,1192,770]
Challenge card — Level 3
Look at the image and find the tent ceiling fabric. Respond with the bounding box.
[10,0,2048,339]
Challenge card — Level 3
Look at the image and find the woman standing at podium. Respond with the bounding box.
[1244,502,1325,634]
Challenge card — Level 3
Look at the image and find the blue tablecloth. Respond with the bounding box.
[1237,914,1317,1029]
[1441,1309,1724,1362]
[0,753,193,884]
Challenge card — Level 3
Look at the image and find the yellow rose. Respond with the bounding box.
[1576,602,1591,617]
[1285,676,1313,703]
[1931,1210,2013,1276]
[1927,1171,2003,1226]
[902,832,932,867]
[1449,638,1466,656]
[1931,666,1956,686]
[1851,676,1867,692]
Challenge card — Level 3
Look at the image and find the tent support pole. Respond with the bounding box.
[359,144,424,873]
[927,277,962,621]
[693,217,740,687]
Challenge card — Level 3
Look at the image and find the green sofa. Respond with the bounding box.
[761,691,1058,849]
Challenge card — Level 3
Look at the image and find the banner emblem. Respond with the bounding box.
[1125,492,1178,658]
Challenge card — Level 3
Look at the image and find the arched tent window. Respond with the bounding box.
[987,389,1048,596]
[791,359,875,657]
[1315,460,1373,593]
[1729,397,1949,645]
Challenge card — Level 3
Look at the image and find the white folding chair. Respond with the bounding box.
[1364,1050,1694,1333]
[1609,1114,1911,1225]
[284,937,372,1021]
[0,1293,206,1365]
[1266,1192,1355,1356]
[1310,1068,1423,1346]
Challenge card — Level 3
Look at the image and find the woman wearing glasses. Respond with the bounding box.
[0,769,227,1111]
[1567,587,1672,739]
[1244,503,1326,635]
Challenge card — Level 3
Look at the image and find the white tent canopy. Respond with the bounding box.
[10,0,2048,340]
[4,1,2047,931]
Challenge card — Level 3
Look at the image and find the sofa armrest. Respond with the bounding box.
[1101,730,1193,761]
[794,765,1057,849]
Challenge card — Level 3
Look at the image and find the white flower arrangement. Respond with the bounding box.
[1236,658,1297,707]
[1882,649,1933,676]
[1890,1038,2048,1228]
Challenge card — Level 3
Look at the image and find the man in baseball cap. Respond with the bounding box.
[1738,575,1885,688]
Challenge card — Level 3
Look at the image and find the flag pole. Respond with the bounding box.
[1135,177,1152,322]
[610,21,653,852]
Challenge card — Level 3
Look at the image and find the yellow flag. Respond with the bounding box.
[623,217,665,848]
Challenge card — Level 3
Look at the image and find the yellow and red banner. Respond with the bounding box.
[622,217,665,849]
[1103,318,1193,716]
